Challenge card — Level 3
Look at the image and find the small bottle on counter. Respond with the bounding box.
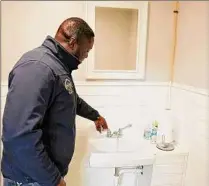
[150,120,159,144]
[143,125,152,140]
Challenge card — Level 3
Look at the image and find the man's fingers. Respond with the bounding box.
[101,118,108,129]
[95,122,102,133]
[102,123,108,130]
[95,116,109,132]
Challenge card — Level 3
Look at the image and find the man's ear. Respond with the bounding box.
[68,37,77,49]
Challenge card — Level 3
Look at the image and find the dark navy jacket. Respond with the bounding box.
[1,36,100,186]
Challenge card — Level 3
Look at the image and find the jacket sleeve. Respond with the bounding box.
[2,61,61,186]
[76,94,100,121]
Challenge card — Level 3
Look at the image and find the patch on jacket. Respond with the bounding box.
[64,78,74,94]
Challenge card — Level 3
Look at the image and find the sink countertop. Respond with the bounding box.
[87,138,189,168]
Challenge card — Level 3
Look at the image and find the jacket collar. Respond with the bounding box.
[42,35,80,72]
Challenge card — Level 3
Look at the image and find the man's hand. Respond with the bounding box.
[94,116,108,133]
[57,178,66,186]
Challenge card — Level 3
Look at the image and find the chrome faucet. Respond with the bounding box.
[106,124,132,138]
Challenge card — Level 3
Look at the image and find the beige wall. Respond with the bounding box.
[95,7,137,71]
[1,1,86,82]
[174,1,209,89]
[2,1,208,88]
[1,1,174,83]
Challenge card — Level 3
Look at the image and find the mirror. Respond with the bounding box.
[85,2,149,80]
[95,7,138,71]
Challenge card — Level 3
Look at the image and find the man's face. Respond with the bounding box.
[70,37,94,63]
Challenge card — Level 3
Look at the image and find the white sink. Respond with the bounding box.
[87,136,186,168]
[88,137,155,167]
[89,152,155,167]
[89,137,141,153]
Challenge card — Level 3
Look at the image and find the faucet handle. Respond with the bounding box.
[106,129,112,137]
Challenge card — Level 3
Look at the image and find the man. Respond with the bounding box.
[1,17,108,186]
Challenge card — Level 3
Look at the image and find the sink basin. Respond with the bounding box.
[89,152,155,167]
[88,137,155,167]
[89,137,144,153]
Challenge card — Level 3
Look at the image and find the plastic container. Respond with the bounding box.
[150,120,159,144]
[143,126,152,140]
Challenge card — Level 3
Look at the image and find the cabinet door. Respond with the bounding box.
[85,1,149,80]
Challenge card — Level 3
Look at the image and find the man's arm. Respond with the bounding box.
[76,95,108,132]
[76,95,100,121]
[2,61,61,186]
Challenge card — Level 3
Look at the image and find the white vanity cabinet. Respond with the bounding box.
[150,153,188,186]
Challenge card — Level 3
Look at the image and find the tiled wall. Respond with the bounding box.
[0,81,168,186]
[0,81,169,131]
[171,83,209,186]
[1,82,208,186]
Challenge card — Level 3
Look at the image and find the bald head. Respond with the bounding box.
[55,17,95,63]
[55,17,94,43]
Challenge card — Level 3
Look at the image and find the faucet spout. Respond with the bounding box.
[106,124,132,138]
[118,124,132,137]
[119,124,132,131]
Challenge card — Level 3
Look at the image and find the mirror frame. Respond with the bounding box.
[85,1,149,80]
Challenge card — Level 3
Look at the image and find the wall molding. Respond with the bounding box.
[0,81,168,98]
[1,81,208,96]
[172,82,209,97]
[74,81,168,87]
[1,81,168,87]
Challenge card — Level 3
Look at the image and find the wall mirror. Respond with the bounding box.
[85,1,149,80]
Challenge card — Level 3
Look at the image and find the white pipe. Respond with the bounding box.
[165,1,179,110]
[114,168,143,186]
[114,176,120,186]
